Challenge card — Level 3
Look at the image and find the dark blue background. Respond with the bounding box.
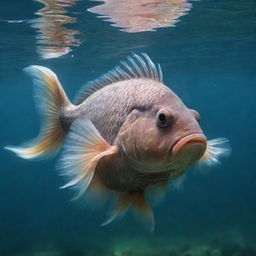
[0,0,255,255]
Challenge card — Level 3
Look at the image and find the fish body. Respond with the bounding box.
[74,79,167,144]
[6,54,230,230]
[64,77,201,191]
[70,80,175,189]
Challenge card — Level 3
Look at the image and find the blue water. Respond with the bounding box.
[0,0,256,255]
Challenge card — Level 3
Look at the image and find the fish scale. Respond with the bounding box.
[75,79,167,144]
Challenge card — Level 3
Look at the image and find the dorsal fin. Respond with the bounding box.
[74,53,163,105]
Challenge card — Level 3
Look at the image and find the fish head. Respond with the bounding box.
[118,94,207,174]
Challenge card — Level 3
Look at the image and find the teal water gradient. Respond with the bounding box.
[0,0,255,255]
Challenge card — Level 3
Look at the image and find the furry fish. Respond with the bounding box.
[5,53,230,230]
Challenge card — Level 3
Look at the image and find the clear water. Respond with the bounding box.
[0,0,256,255]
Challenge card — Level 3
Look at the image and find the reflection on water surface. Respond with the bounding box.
[5,0,193,60]
[88,0,192,33]
[30,0,81,59]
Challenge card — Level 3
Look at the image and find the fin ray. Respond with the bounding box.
[58,118,118,199]
[199,137,231,166]
[5,66,71,159]
[74,53,163,105]
[102,191,155,232]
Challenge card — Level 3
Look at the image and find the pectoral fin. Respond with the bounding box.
[199,137,231,166]
[58,117,118,199]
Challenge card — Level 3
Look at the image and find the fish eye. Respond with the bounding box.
[190,109,200,122]
[157,109,173,128]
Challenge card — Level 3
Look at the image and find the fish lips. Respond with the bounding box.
[171,133,207,164]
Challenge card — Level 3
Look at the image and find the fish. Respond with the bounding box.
[5,53,230,231]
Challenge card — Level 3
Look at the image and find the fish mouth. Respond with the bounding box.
[172,133,207,160]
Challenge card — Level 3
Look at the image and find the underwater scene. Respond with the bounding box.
[0,0,256,255]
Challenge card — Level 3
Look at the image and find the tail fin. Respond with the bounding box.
[5,65,72,159]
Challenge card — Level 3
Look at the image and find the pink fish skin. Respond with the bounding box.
[5,54,229,230]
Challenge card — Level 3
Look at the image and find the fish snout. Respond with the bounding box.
[172,134,207,164]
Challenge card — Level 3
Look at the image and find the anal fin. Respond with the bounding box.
[102,191,155,232]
